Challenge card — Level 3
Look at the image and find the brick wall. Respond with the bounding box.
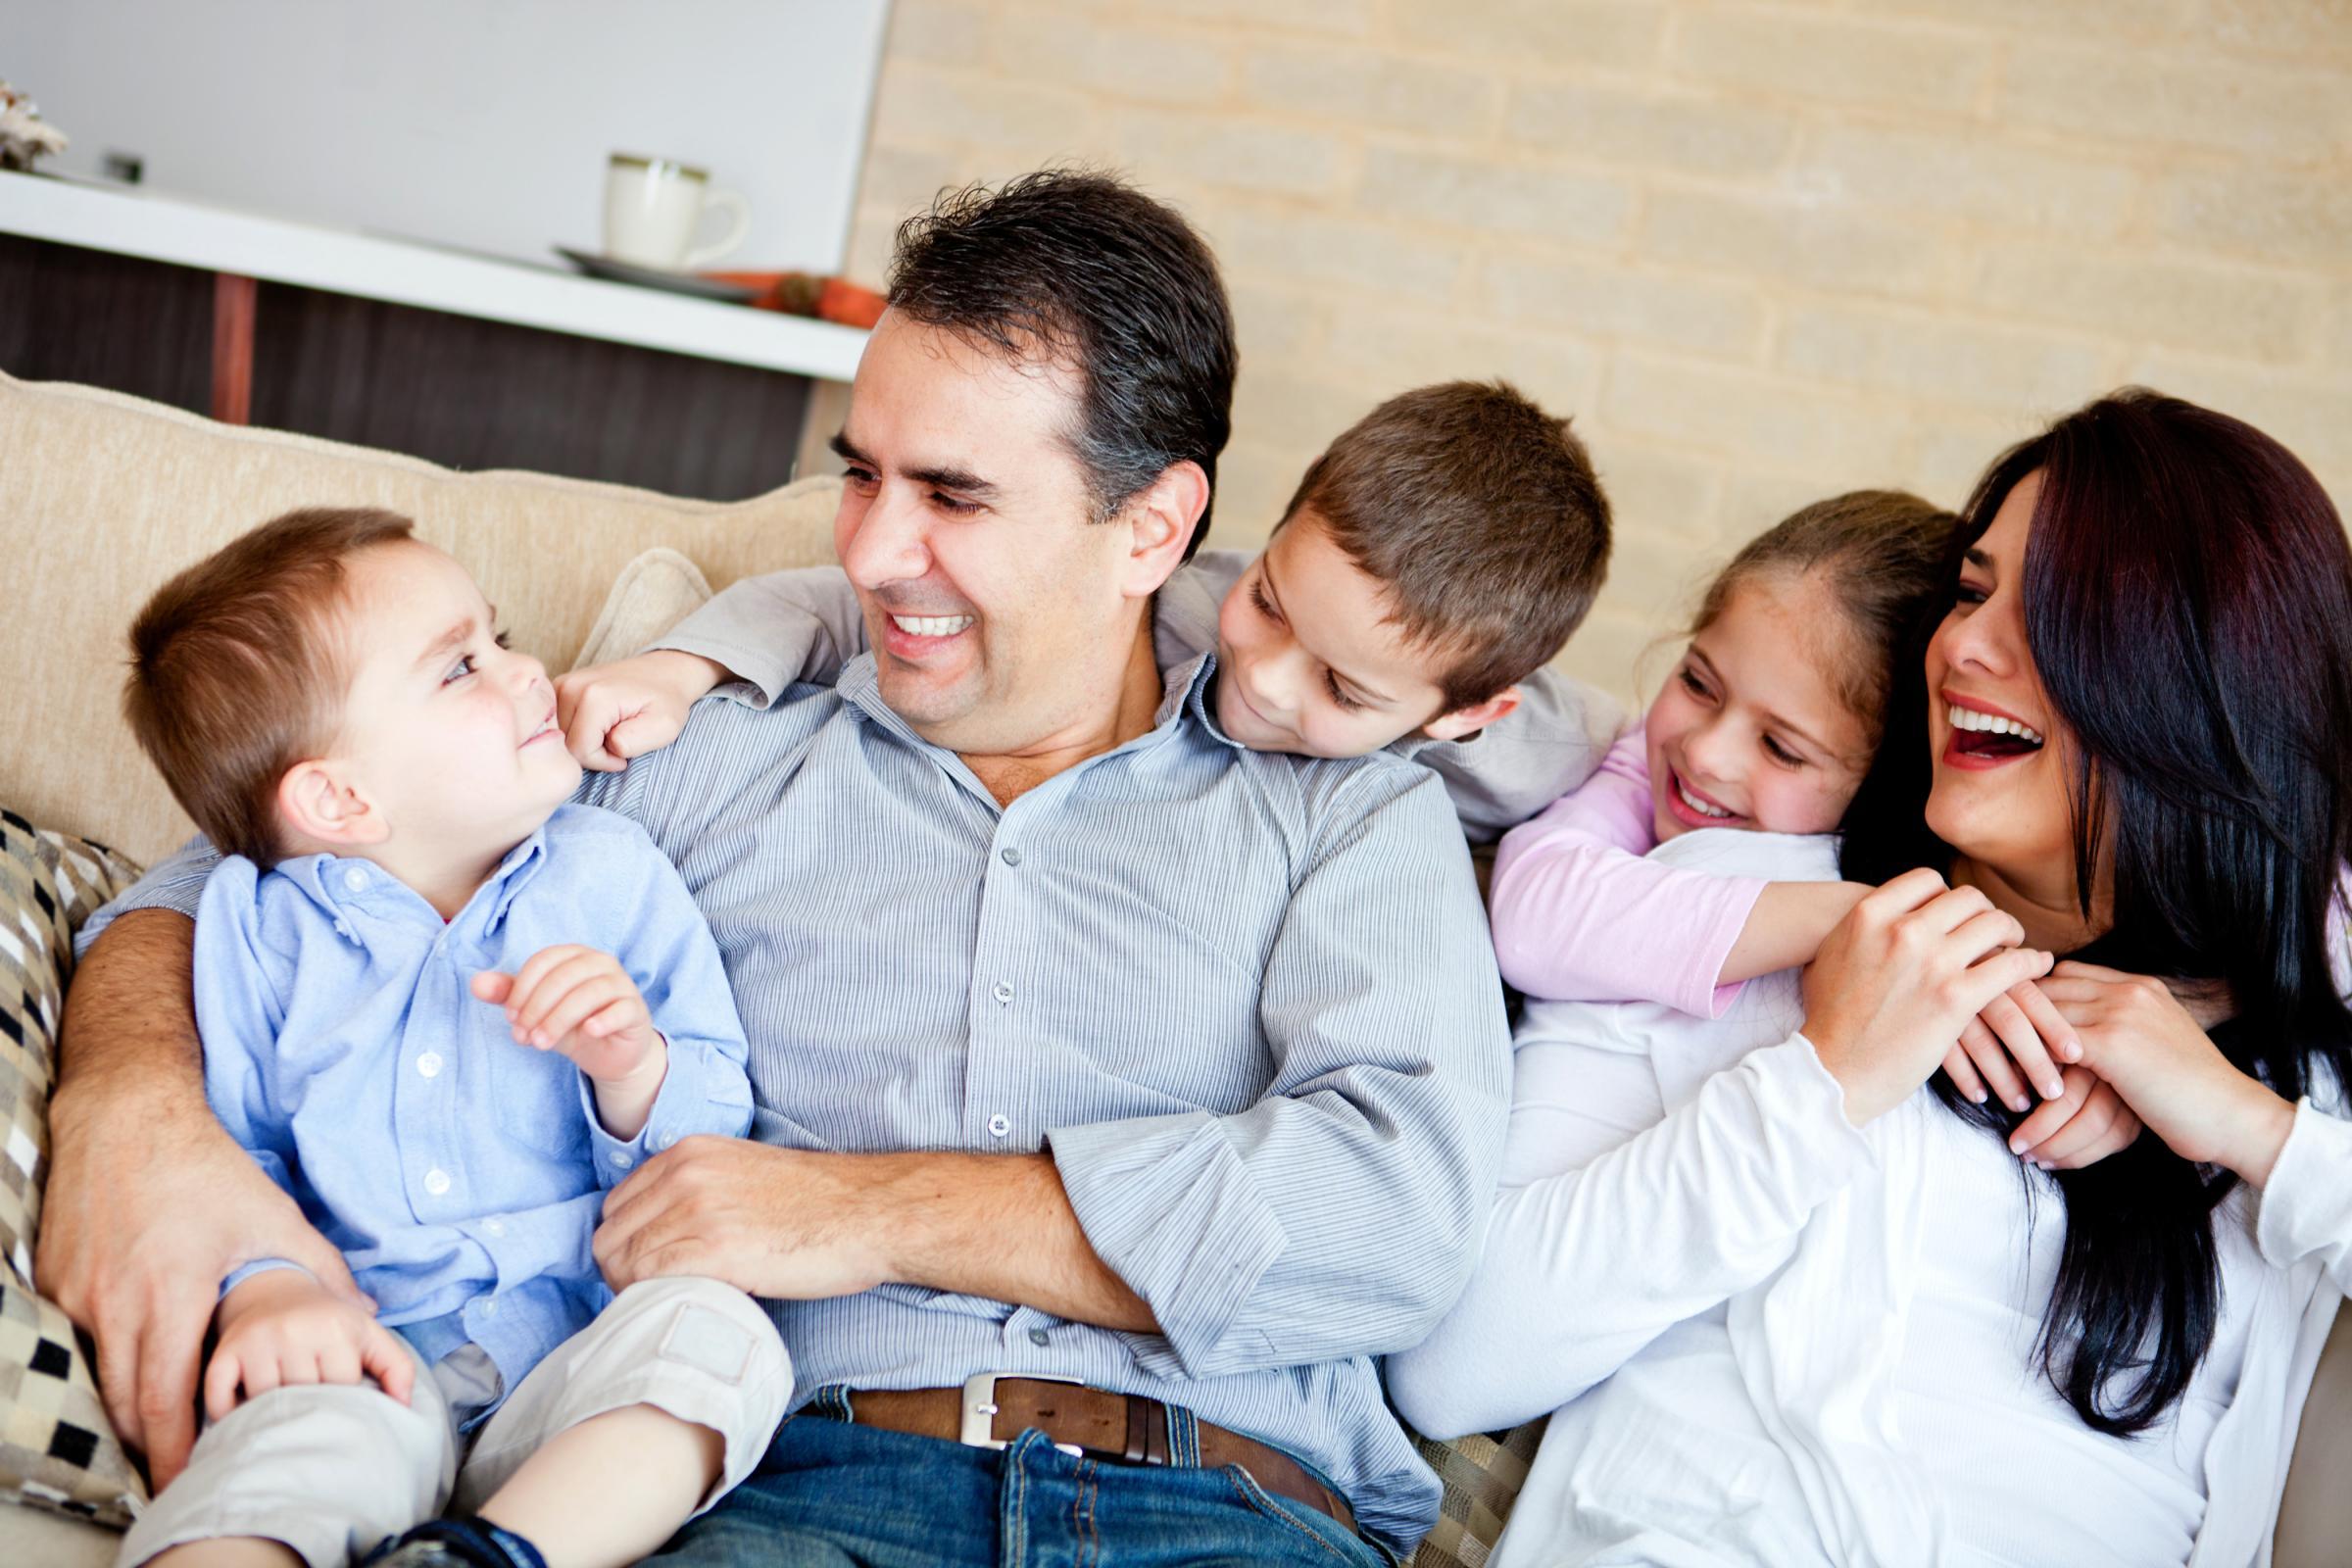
[845,0,2352,699]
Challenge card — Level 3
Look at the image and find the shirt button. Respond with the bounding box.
[609,1150,633,1170]
[987,1113,1010,1138]
[342,866,367,893]
[992,981,1014,1004]
[483,1217,506,1237]
[423,1167,452,1197]
[659,1132,677,1150]
[417,1052,444,1079]
[479,1298,500,1319]
[1028,1327,1050,1347]
[1000,846,1022,866]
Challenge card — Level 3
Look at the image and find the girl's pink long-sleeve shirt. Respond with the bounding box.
[1489,717,1769,1019]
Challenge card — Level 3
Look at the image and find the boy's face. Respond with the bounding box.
[328,541,580,859]
[1212,508,1458,759]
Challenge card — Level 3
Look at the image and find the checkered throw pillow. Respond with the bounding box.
[1409,1418,1546,1568]
[1,807,146,1528]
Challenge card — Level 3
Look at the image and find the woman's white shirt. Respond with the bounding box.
[1388,827,2350,1568]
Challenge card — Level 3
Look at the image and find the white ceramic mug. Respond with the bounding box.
[603,153,750,271]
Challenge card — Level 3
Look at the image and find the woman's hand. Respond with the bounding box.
[2006,1065,2144,1169]
[2038,960,2297,1185]
[1801,868,2056,1125]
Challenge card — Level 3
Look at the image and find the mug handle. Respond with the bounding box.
[682,189,751,270]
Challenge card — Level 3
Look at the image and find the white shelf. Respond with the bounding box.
[0,173,869,383]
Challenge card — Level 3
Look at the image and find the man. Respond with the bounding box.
[45,172,1510,1563]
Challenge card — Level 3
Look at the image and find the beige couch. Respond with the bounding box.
[2,369,2347,1562]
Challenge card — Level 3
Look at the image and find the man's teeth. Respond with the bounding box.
[1947,705,2045,745]
[1677,779,1733,818]
[891,613,974,638]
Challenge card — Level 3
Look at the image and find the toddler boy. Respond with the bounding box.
[115,509,789,1568]
[560,379,1617,833]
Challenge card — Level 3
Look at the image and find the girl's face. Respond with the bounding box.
[1923,471,2085,909]
[1645,573,1874,842]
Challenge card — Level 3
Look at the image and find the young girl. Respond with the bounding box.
[1489,490,2117,1152]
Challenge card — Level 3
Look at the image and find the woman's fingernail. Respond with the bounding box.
[2012,1097,2033,1113]
[2009,1136,2029,1153]
[2061,1044,2082,1061]
[1971,1090,1989,1105]
[2042,1080,2065,1100]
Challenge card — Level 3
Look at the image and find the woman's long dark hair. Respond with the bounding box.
[1840,388,2352,1435]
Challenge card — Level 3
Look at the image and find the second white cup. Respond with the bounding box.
[603,153,750,272]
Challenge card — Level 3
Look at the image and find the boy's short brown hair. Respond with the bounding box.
[124,507,416,864]
[1282,380,1610,712]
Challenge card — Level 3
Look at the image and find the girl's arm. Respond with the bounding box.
[1387,1028,1877,1438]
[1491,723,1869,1014]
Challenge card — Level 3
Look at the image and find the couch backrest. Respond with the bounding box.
[0,371,843,866]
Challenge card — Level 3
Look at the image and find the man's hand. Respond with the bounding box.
[592,1140,1157,1333]
[593,1139,894,1299]
[553,650,729,772]
[38,909,363,1488]
[204,1270,414,1421]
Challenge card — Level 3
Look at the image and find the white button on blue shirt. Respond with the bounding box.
[423,1167,452,1197]
[417,1052,444,1079]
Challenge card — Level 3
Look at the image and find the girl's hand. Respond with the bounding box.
[2006,1065,2143,1169]
[1940,978,2082,1113]
[2038,960,2297,1185]
[1801,869,2056,1126]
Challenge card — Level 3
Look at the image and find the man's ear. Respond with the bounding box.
[276,760,390,849]
[1422,685,1522,743]
[1116,460,1210,601]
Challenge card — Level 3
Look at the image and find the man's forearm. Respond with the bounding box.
[876,1152,1157,1334]
[51,908,208,1135]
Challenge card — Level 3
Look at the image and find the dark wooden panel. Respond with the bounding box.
[0,234,812,501]
[0,231,213,411]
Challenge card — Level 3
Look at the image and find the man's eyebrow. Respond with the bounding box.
[1262,551,1396,707]
[830,429,1000,501]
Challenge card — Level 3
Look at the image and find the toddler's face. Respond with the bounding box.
[1212,509,1457,759]
[331,542,580,857]
[1645,574,1872,842]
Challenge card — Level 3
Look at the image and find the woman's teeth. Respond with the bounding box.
[892,612,973,638]
[1677,778,1733,818]
[1947,705,2045,746]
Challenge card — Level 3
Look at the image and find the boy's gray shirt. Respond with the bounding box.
[654,551,1621,845]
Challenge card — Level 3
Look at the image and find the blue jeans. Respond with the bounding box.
[645,1386,1395,1567]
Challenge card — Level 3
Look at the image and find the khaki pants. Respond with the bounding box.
[119,1277,792,1568]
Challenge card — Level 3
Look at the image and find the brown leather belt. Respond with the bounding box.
[843,1375,1356,1537]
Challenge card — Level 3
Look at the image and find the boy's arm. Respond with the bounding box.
[557,566,870,769]
[41,850,359,1486]
[1402,666,1625,846]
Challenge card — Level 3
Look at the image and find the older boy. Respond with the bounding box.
[115,509,788,1568]
[558,378,1618,837]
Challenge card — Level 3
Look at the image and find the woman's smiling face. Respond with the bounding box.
[1644,571,1873,842]
[1923,470,2085,906]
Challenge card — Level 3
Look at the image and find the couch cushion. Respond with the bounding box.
[0,371,843,866]
[0,808,145,1530]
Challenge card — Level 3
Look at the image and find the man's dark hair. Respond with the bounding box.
[1281,380,1611,712]
[887,170,1237,559]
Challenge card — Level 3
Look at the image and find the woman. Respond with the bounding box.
[1389,390,2352,1567]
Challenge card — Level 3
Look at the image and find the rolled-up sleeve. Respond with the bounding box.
[74,835,223,956]
[1047,765,1512,1380]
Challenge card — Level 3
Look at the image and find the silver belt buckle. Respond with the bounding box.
[959,1370,1087,1457]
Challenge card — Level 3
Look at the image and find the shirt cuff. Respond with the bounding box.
[2255,1097,2352,1268]
[1758,1035,1879,1185]
[575,1035,755,1185]
[219,1258,312,1300]
[1046,1110,1288,1378]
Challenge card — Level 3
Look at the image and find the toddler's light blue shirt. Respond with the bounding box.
[195,803,753,1417]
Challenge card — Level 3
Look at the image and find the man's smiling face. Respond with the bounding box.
[831,310,1146,758]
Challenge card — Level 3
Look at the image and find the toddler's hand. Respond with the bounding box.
[206,1270,413,1420]
[471,947,663,1085]
[554,651,723,772]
